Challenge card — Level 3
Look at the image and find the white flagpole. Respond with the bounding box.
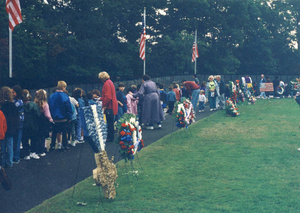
[143,7,146,75]
[194,29,197,75]
[9,28,12,78]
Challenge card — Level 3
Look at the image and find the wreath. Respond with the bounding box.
[174,98,195,128]
[116,114,144,161]
[226,98,240,117]
[276,86,284,95]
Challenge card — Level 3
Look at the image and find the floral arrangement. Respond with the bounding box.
[174,98,195,128]
[276,86,284,95]
[248,96,256,105]
[226,98,240,117]
[93,151,118,199]
[116,114,144,161]
[80,105,107,153]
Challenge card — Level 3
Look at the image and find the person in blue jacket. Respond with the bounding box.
[49,81,73,151]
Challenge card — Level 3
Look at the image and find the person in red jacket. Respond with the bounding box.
[0,110,7,141]
[98,71,118,142]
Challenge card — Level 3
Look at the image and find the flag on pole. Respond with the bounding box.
[6,0,22,31]
[139,12,146,60]
[191,35,198,63]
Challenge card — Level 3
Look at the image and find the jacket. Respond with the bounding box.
[0,110,7,140]
[102,79,118,115]
[49,91,73,121]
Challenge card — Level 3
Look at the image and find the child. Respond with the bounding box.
[87,91,97,105]
[22,89,41,160]
[11,85,24,163]
[126,87,138,115]
[172,84,181,102]
[0,87,18,167]
[72,88,85,144]
[157,83,167,110]
[66,90,78,147]
[34,89,53,156]
[116,83,127,122]
[167,85,176,115]
[198,90,206,112]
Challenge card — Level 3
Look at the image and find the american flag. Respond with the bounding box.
[191,36,199,63]
[6,0,22,31]
[139,14,146,60]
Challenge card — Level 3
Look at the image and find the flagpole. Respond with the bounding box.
[194,29,197,75]
[9,28,12,78]
[143,7,146,75]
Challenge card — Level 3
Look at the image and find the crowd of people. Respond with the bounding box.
[0,72,297,168]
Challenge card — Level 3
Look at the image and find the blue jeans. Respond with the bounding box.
[199,101,205,111]
[260,92,266,98]
[13,129,22,162]
[115,106,124,122]
[209,96,216,109]
[191,89,200,110]
[2,136,13,167]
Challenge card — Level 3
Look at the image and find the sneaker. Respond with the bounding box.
[146,126,154,130]
[210,109,213,111]
[57,143,62,149]
[80,136,84,141]
[61,146,70,151]
[70,141,76,147]
[39,153,46,157]
[77,140,85,144]
[30,152,40,159]
[68,140,71,144]
[213,108,217,111]
[13,160,20,164]
[158,124,162,129]
[199,110,201,112]
[24,155,30,160]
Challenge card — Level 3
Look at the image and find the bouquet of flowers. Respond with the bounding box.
[174,98,195,128]
[248,96,256,105]
[226,98,240,117]
[116,114,144,161]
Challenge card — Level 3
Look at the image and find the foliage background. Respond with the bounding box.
[1,0,300,81]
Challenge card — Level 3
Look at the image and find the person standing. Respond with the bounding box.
[206,75,220,111]
[133,75,165,130]
[49,81,73,150]
[21,90,41,160]
[0,87,18,168]
[98,71,118,142]
[216,75,225,110]
[193,75,200,85]
[181,79,201,110]
[260,74,267,99]
[167,85,176,115]
[11,85,24,164]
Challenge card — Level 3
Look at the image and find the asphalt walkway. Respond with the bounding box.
[0,106,217,213]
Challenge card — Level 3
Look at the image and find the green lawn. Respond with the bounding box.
[28,99,300,213]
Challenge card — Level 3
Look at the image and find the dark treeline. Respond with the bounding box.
[1,0,300,82]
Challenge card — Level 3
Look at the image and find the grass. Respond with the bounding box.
[28,98,300,213]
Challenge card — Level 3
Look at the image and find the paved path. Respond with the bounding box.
[0,106,217,213]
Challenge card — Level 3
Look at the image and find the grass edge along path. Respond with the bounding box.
[28,99,300,213]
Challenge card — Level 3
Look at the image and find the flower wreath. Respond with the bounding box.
[174,98,195,128]
[116,114,144,161]
[226,98,240,117]
[276,86,284,95]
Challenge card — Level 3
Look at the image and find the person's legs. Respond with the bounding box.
[191,89,200,110]
[3,136,13,167]
[50,123,58,149]
[61,121,69,148]
[105,109,115,142]
[13,129,22,162]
